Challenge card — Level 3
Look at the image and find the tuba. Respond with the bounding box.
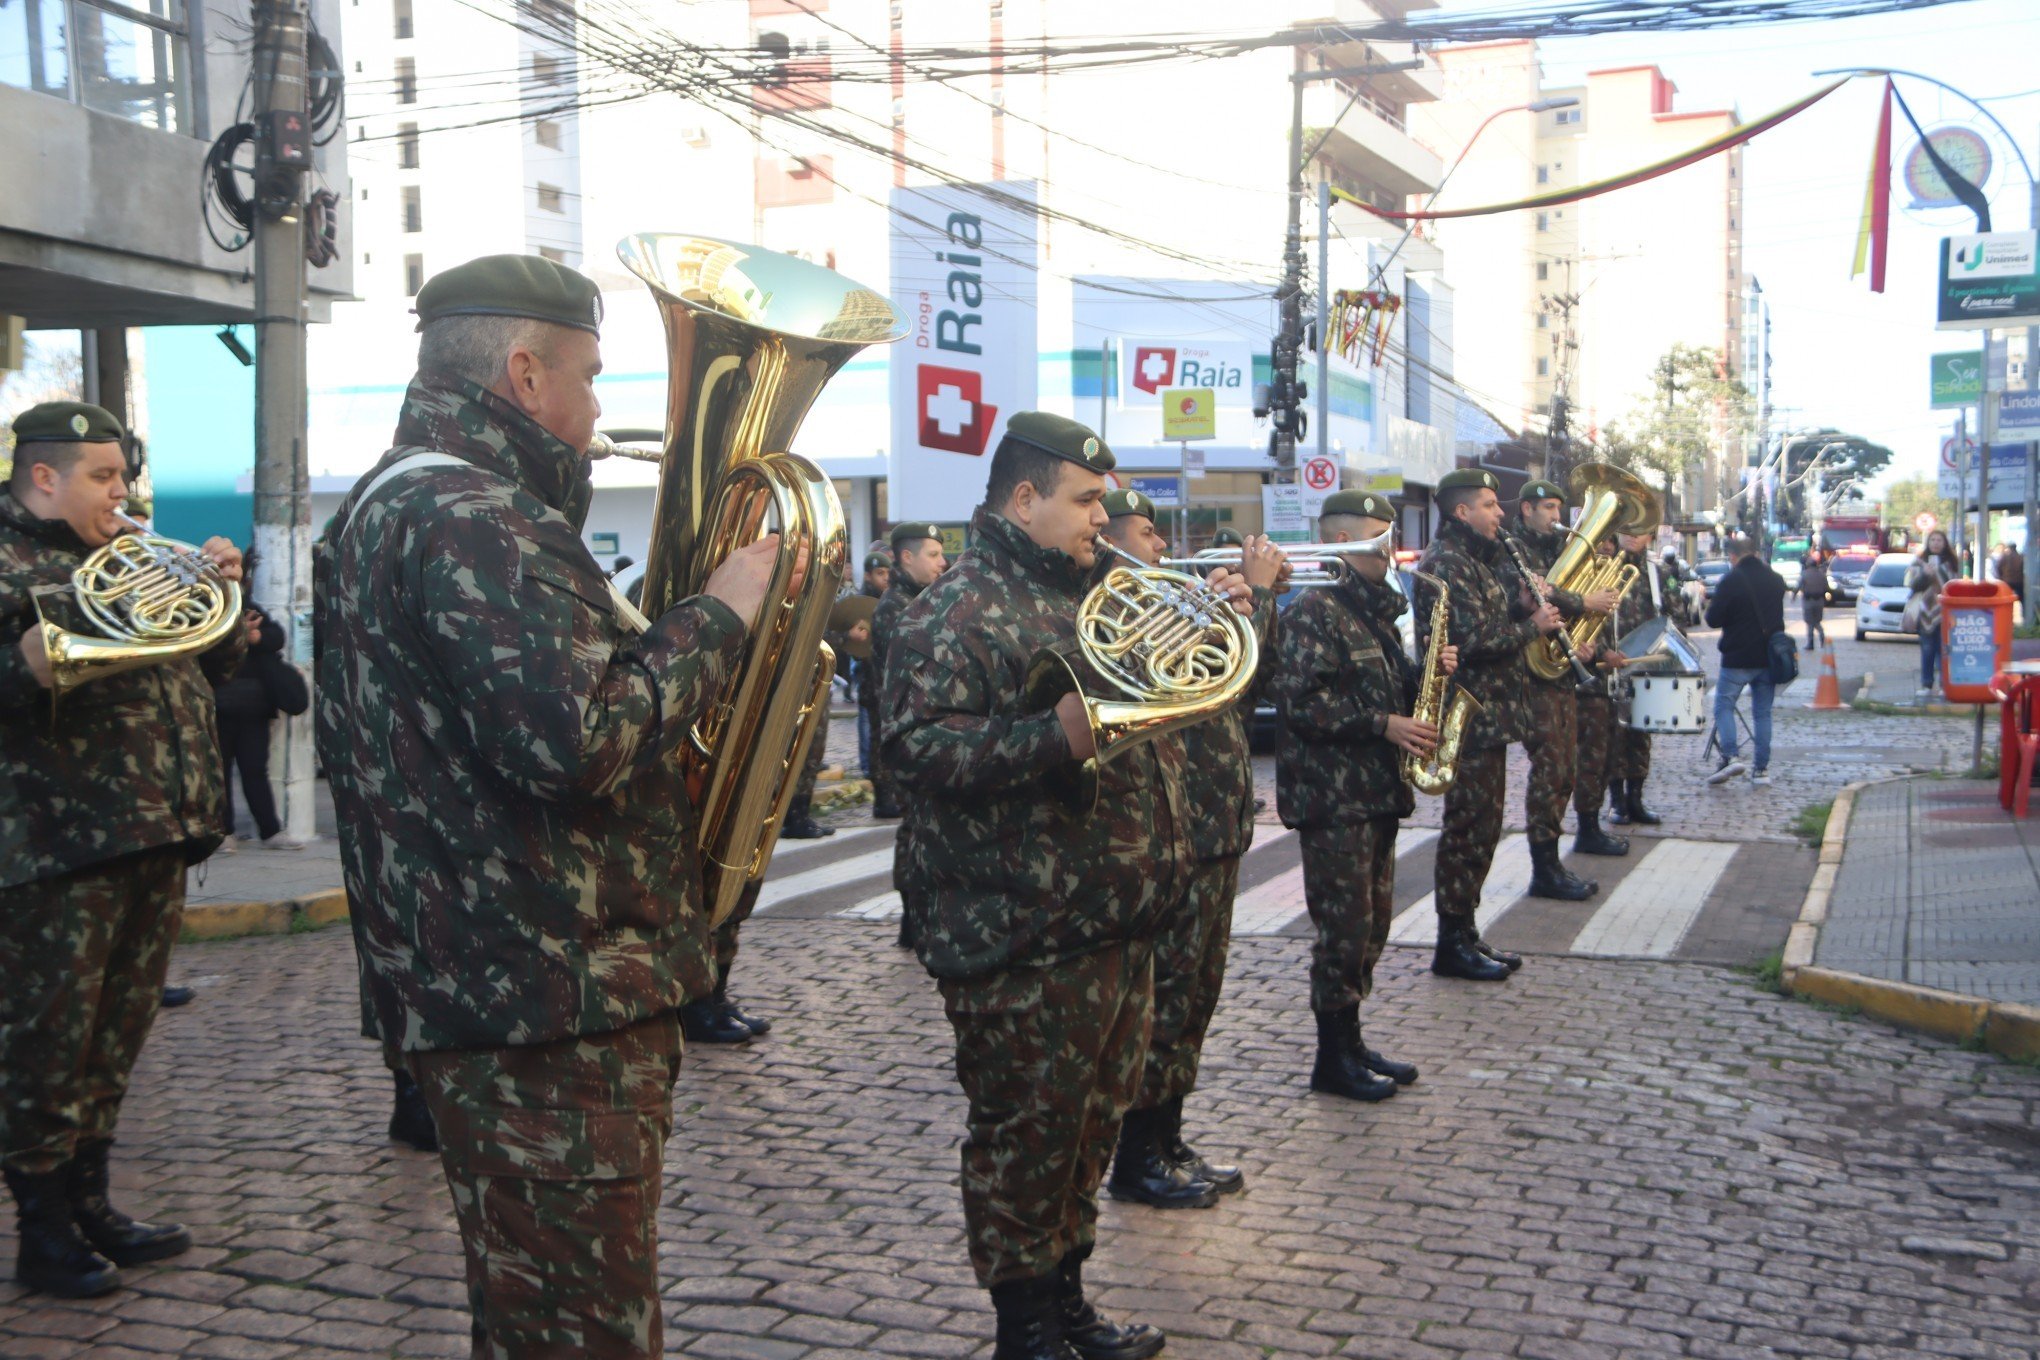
[1021,537,1260,813]
[35,513,243,703]
[1403,571,1480,795]
[1524,462,1661,682]
[616,234,907,926]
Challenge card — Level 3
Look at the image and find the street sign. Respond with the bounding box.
[1159,387,1216,440]
[1128,475,1182,508]
[1913,511,1938,535]
[1937,231,2040,330]
[1182,445,1206,477]
[1262,483,1307,542]
[1364,469,1405,496]
[1300,456,1339,492]
[1999,389,2040,437]
[1939,441,2033,509]
[1929,350,1982,408]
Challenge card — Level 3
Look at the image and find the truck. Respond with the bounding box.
[1815,512,1905,555]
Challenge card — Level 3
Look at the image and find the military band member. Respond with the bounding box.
[315,256,783,1357]
[1,402,243,1298]
[1607,530,1665,827]
[883,412,1248,1360]
[1572,535,1633,858]
[854,550,889,778]
[1271,491,1447,1100]
[1416,469,1564,982]
[1504,481,1623,899]
[870,522,945,820]
[1094,491,1281,1208]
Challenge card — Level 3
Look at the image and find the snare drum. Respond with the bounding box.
[1627,673,1710,732]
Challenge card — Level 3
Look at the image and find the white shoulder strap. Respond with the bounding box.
[337,451,466,551]
[1647,558,1662,611]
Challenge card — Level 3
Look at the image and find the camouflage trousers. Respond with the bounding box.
[1299,817,1400,1013]
[1436,744,1508,927]
[711,879,764,984]
[940,939,1154,1288]
[0,848,184,1175]
[1574,693,1621,820]
[790,715,829,807]
[406,1014,682,1359]
[1622,727,1653,783]
[865,696,900,810]
[1523,683,1579,843]
[1137,858,1235,1110]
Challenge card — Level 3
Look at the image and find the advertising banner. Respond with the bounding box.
[1938,440,2033,509]
[1159,387,1217,440]
[1262,483,1307,542]
[1945,607,2000,690]
[1118,339,1253,409]
[1928,350,1982,408]
[1936,231,2040,330]
[1998,389,2040,436]
[889,180,1039,521]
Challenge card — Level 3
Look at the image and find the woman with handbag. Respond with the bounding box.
[212,586,306,846]
[1907,530,1959,698]
[1800,551,1829,651]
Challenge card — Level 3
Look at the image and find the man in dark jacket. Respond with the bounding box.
[2,401,246,1298]
[212,597,288,844]
[1703,536,1786,786]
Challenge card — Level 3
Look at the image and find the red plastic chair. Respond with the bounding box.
[1990,672,2040,816]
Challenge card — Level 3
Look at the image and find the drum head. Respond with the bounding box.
[1613,615,1703,674]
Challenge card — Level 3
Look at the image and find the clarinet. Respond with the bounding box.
[1498,534,1595,685]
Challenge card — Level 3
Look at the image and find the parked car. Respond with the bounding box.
[1854,552,1919,641]
[1694,558,1732,599]
[1826,550,1879,605]
[1774,556,1803,595]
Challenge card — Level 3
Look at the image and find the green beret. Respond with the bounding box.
[414,254,604,335]
[997,411,1115,473]
[1101,488,1156,522]
[889,521,941,548]
[10,401,124,445]
[1520,479,1565,506]
[1439,468,1499,494]
[1211,528,1245,548]
[1322,489,1395,522]
[862,552,891,572]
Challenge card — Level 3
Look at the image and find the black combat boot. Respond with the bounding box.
[389,1070,439,1153]
[871,794,904,819]
[1572,812,1631,857]
[715,980,772,1038]
[1432,921,1511,981]
[1475,937,1524,973]
[1057,1245,1165,1360]
[65,1140,190,1267]
[1625,782,1663,826]
[1360,1043,1419,1086]
[1607,780,1634,826]
[780,792,835,839]
[1158,1095,1242,1195]
[5,1165,121,1298]
[678,997,754,1045]
[1310,1006,1399,1101]
[1527,838,1596,900]
[1107,1107,1219,1208]
[991,1273,1081,1360]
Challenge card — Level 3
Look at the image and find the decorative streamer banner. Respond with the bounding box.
[1851,77,1894,293]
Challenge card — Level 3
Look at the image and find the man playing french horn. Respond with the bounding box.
[2,401,244,1299]
[881,412,1251,1360]
[1271,490,1451,1101]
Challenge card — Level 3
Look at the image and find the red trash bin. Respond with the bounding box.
[1941,580,2015,703]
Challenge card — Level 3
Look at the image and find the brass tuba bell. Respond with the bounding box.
[1524,461,1661,682]
[617,234,906,927]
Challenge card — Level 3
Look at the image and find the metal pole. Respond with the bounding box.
[1275,71,1306,478]
[1980,349,1997,583]
[251,0,314,840]
[1316,180,1330,465]
[2025,157,2038,624]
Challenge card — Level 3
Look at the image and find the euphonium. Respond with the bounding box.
[1403,570,1480,795]
[36,512,243,703]
[1524,461,1661,682]
[617,234,907,927]
[1021,537,1259,813]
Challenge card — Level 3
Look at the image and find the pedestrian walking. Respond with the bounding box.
[1908,530,1959,698]
[1799,550,1830,651]
[1994,541,2023,623]
[1703,536,1787,787]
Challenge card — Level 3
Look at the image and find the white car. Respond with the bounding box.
[1774,556,1802,595]
[1854,552,1917,641]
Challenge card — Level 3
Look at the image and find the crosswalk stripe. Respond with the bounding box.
[755,847,897,913]
[1569,838,1737,957]
[839,890,903,920]
[763,824,891,869]
[1386,834,1534,946]
[1229,829,1438,937]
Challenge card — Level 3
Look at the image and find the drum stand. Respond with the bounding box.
[1701,700,1757,768]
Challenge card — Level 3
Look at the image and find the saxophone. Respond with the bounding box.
[1402,571,1481,796]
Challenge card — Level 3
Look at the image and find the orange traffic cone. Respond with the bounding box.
[1807,642,1844,711]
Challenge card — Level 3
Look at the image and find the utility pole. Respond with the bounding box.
[250,0,315,840]
[1542,282,1579,486]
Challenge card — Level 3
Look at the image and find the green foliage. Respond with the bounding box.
[1878,476,1957,541]
[1598,344,1756,515]
[1744,950,1786,994]
[1790,799,1833,845]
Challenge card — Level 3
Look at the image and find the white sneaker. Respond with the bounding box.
[1706,757,1747,785]
[1751,769,1771,787]
[257,834,307,852]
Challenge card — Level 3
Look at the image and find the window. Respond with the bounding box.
[2,0,196,133]
[534,119,561,149]
[404,254,425,298]
[393,0,413,38]
[401,185,422,232]
[1536,313,1548,329]
[1555,108,1580,125]
[398,123,419,167]
[532,53,568,86]
[1535,212,1549,232]
[1536,262,1549,281]
[1536,164,1549,185]
[538,246,566,263]
[395,58,417,104]
[1536,357,1550,376]
[536,183,565,213]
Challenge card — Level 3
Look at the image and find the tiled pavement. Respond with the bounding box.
[5,924,2039,1358]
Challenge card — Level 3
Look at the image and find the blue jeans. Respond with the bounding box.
[856,696,874,776]
[1919,626,1943,690]
[1714,666,1775,771]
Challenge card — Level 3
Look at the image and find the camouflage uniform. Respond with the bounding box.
[1271,565,1417,1011]
[314,374,747,1356]
[1574,689,1623,822]
[1416,520,1538,926]
[881,509,1190,1287]
[1503,519,1587,844]
[1,490,244,1176]
[1616,549,1661,785]
[871,574,927,921]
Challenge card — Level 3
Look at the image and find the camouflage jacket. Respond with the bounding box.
[1416,519,1536,750]
[881,510,1191,981]
[1272,565,1417,828]
[1502,518,1585,690]
[870,575,921,708]
[0,491,245,888]
[1177,586,1278,863]
[314,374,748,1053]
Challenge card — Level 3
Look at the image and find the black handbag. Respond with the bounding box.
[261,651,310,716]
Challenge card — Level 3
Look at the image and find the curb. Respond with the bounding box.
[1849,670,1985,717]
[1782,774,2036,1061]
[183,889,349,941]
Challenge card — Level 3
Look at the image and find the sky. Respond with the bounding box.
[1435,0,2040,497]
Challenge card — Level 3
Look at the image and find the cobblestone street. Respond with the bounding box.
[4,922,2036,1359]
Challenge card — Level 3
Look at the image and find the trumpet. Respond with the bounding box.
[1164,522,1394,588]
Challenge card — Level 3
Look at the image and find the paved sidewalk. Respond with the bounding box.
[1818,775,2040,1006]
